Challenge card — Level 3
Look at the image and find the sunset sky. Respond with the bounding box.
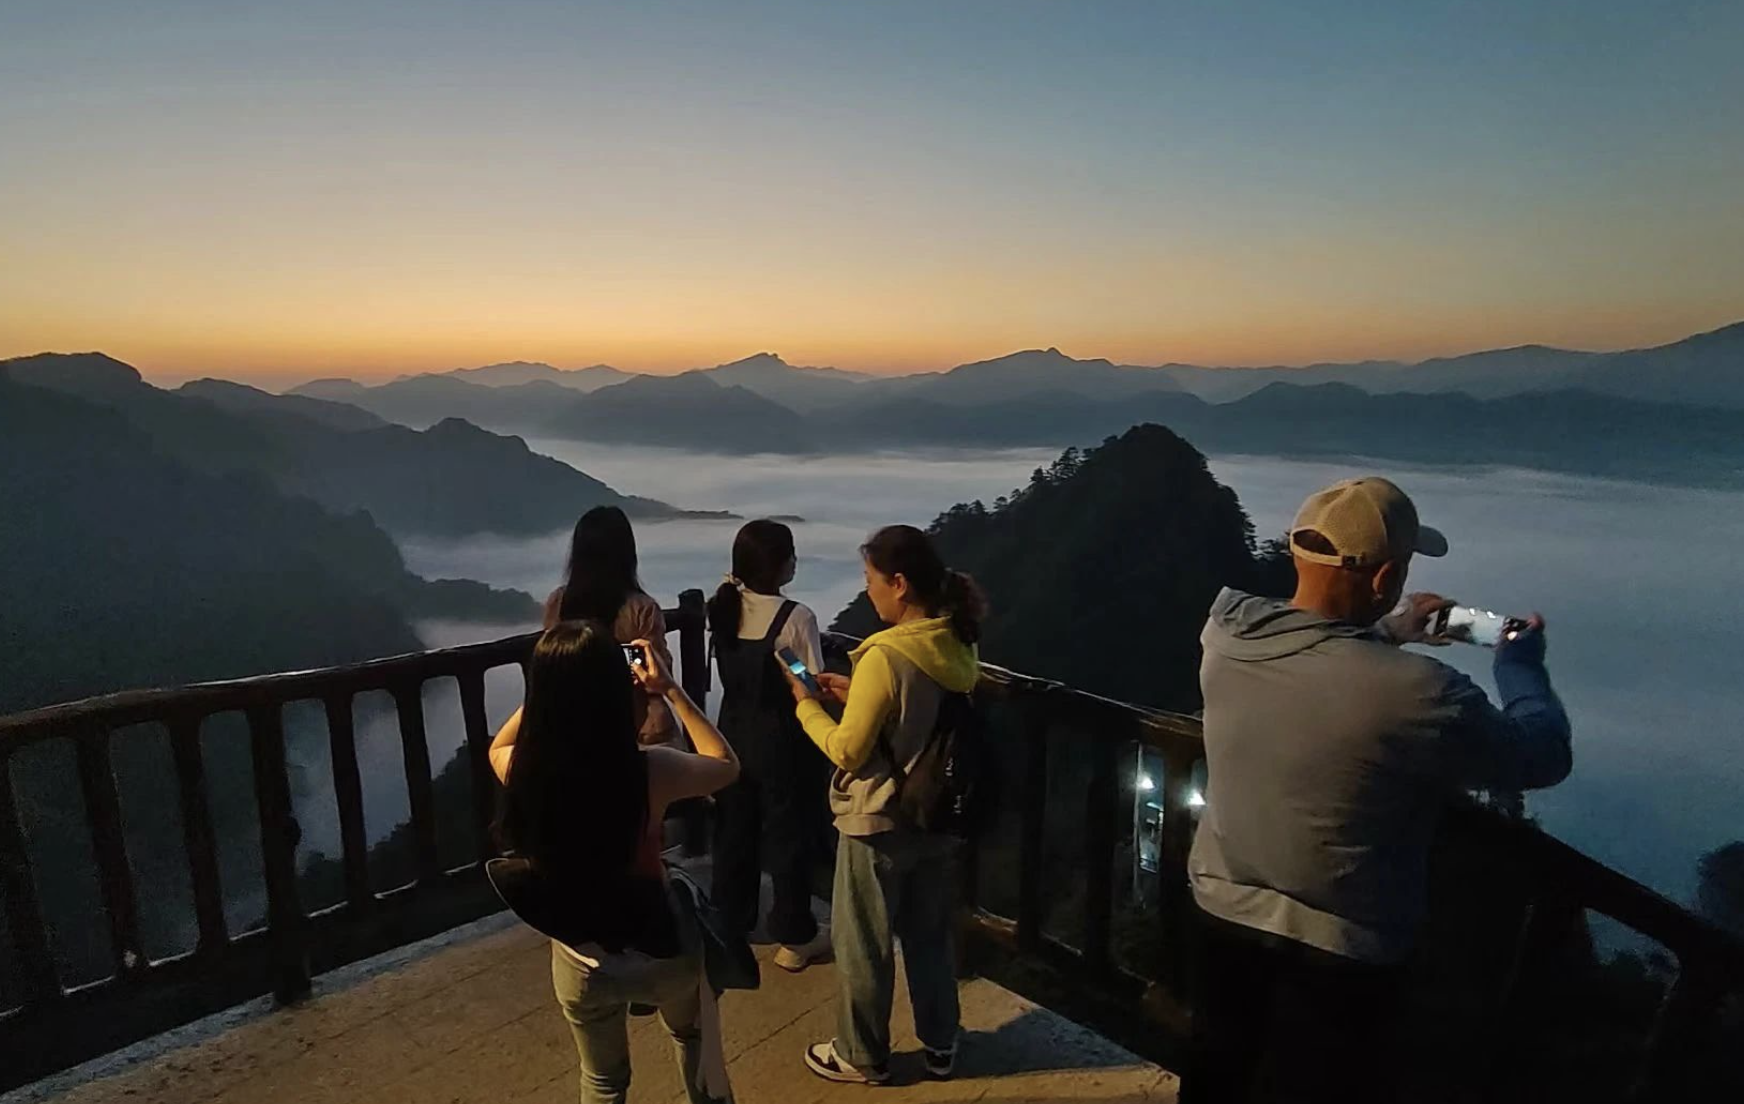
[3,0,1741,387]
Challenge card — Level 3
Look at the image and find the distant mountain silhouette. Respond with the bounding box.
[825,381,1743,487]
[294,376,372,401]
[280,318,1744,419]
[687,352,874,413]
[58,317,1742,473]
[2,352,701,536]
[1159,321,1744,406]
[268,338,1744,487]
[545,372,817,453]
[179,377,388,431]
[1563,320,1744,408]
[424,360,633,391]
[0,375,536,712]
[904,347,1185,406]
[291,372,546,430]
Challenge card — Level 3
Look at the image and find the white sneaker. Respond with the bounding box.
[804,1040,889,1084]
[773,928,833,972]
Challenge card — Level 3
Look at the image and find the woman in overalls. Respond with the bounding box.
[707,519,834,972]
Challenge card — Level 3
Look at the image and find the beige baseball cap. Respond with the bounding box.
[1289,477,1448,568]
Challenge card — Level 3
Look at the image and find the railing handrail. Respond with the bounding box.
[982,663,1744,982]
[3,608,1740,1098]
[0,591,712,1093]
[0,633,544,744]
[833,628,1744,981]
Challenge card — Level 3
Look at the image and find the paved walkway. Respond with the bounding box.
[15,916,1178,1104]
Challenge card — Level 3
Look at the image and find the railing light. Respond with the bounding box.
[1137,772,1155,793]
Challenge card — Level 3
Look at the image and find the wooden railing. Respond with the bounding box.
[0,592,709,1092]
[2,610,1739,1099]
[894,643,1744,1102]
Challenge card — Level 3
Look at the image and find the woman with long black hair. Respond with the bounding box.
[545,505,677,747]
[490,621,738,1104]
[707,519,832,973]
[780,524,986,1085]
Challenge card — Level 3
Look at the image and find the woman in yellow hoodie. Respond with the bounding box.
[781,525,985,1085]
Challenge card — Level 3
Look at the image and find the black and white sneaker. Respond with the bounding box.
[923,1045,956,1080]
[804,1040,889,1084]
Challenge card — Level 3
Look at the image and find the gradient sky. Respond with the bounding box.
[3,0,1741,385]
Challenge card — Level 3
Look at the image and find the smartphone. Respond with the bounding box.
[775,646,821,694]
[1430,607,1525,648]
[621,643,647,669]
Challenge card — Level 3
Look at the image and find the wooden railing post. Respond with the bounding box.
[1155,743,1200,997]
[1632,969,1728,1101]
[457,669,497,864]
[1480,891,1583,1097]
[0,750,59,1006]
[74,725,146,978]
[322,694,373,911]
[1016,701,1051,953]
[676,588,710,710]
[247,705,310,1005]
[167,714,228,952]
[1081,722,1119,976]
[392,684,441,884]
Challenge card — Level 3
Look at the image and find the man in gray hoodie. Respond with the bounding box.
[1181,477,1571,1104]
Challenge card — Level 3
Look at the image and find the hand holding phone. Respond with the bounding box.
[1427,606,1527,648]
[775,646,821,696]
[624,639,676,696]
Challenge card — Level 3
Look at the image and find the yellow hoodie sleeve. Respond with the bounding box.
[796,646,897,772]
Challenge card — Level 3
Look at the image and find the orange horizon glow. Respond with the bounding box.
[5,303,1740,390]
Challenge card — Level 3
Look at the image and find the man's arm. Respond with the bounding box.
[1433,620,1572,792]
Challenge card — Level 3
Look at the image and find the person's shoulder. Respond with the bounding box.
[643,743,685,769]
[623,591,665,624]
[1369,644,1482,706]
[1331,633,1459,684]
[787,600,819,626]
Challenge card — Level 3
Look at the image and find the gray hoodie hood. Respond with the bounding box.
[1202,588,1373,663]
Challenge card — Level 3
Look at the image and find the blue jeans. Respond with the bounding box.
[831,831,961,1067]
[549,943,724,1104]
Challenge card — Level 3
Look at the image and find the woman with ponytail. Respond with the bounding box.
[544,506,678,748]
[778,524,986,1085]
[706,520,832,973]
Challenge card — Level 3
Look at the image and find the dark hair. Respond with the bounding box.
[861,524,986,644]
[708,519,796,641]
[497,620,648,891]
[559,506,643,622]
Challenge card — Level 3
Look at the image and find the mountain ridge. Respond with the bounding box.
[0,352,714,535]
[273,317,1744,412]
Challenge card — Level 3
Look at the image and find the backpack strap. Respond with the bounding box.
[761,599,797,648]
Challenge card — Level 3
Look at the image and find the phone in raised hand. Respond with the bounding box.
[1428,607,1526,648]
[775,646,821,694]
[621,643,648,670]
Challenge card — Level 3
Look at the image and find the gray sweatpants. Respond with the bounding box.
[831,830,961,1068]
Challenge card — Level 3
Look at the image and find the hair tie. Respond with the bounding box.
[723,573,743,587]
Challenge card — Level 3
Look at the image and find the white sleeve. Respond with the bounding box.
[780,604,826,674]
